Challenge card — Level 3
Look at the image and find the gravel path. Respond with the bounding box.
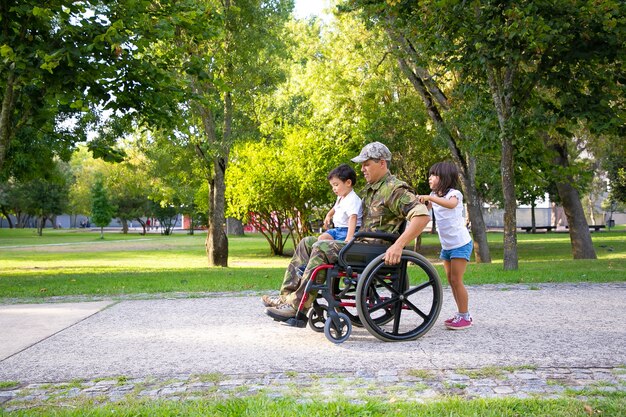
[1,282,625,409]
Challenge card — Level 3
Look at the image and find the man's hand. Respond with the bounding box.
[383,214,430,265]
[383,242,403,265]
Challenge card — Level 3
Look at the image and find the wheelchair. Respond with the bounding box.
[284,231,443,344]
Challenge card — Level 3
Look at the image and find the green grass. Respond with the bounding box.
[1,394,624,416]
[0,381,19,390]
[1,229,625,414]
[0,227,624,300]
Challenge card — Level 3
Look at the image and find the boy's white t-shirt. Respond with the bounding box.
[332,190,363,228]
[431,188,471,250]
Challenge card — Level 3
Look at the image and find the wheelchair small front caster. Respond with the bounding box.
[308,304,329,333]
[324,312,352,344]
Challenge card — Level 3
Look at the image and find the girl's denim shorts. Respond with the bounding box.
[440,240,473,262]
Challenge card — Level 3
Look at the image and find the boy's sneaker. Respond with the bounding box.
[445,316,473,330]
[444,315,459,325]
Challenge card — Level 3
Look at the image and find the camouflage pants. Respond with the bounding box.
[280,236,346,310]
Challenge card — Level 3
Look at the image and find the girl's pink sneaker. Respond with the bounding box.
[445,316,473,330]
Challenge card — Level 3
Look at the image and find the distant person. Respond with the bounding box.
[419,161,473,330]
[146,218,151,230]
[319,164,362,243]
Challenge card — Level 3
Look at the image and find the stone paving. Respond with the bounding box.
[2,283,625,411]
[1,366,625,411]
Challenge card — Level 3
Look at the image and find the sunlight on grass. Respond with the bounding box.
[0,228,624,299]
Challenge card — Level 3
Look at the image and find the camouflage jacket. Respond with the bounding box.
[360,172,429,234]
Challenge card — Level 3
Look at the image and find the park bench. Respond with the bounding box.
[521,226,554,233]
[564,225,606,232]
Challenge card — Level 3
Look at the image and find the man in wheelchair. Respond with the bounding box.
[263,142,430,323]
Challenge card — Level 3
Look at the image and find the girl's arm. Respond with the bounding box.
[420,194,458,209]
[345,214,358,241]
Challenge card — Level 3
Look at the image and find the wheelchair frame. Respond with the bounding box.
[284,231,443,344]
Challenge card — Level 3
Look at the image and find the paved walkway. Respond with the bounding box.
[1,283,625,410]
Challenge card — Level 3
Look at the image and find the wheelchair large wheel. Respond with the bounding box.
[356,251,442,342]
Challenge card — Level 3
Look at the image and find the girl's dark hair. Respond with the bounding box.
[328,163,357,187]
[429,161,459,196]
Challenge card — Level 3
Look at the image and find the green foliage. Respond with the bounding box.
[0,0,130,178]
[24,178,69,218]
[0,161,69,232]
[90,177,115,237]
[226,136,338,254]
[67,147,109,220]
[105,150,153,233]
[604,136,626,204]
[150,201,179,236]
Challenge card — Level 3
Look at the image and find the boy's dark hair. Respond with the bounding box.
[327,163,357,187]
[429,161,459,196]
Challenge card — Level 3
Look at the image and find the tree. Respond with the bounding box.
[338,1,493,262]
[101,0,293,266]
[23,178,69,236]
[68,147,109,228]
[91,177,115,239]
[226,134,339,255]
[347,0,625,267]
[149,200,179,236]
[134,130,206,235]
[105,151,152,234]
[1,0,127,179]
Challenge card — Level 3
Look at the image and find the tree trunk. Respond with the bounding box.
[549,141,597,259]
[0,70,16,173]
[460,156,491,263]
[501,135,518,269]
[388,28,491,263]
[206,157,229,267]
[413,234,422,252]
[136,218,146,235]
[203,87,232,267]
[226,217,244,236]
[121,218,128,234]
[37,216,45,236]
[487,65,518,270]
[2,208,13,228]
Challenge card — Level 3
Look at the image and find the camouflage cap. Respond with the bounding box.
[351,142,392,163]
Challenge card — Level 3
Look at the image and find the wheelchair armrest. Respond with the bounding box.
[352,231,400,243]
[337,231,400,270]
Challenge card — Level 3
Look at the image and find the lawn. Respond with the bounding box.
[2,394,625,417]
[0,227,624,300]
[1,227,625,416]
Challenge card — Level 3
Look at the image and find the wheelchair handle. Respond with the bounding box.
[337,231,400,269]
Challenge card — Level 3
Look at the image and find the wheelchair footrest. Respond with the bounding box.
[282,317,307,328]
[282,311,308,328]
